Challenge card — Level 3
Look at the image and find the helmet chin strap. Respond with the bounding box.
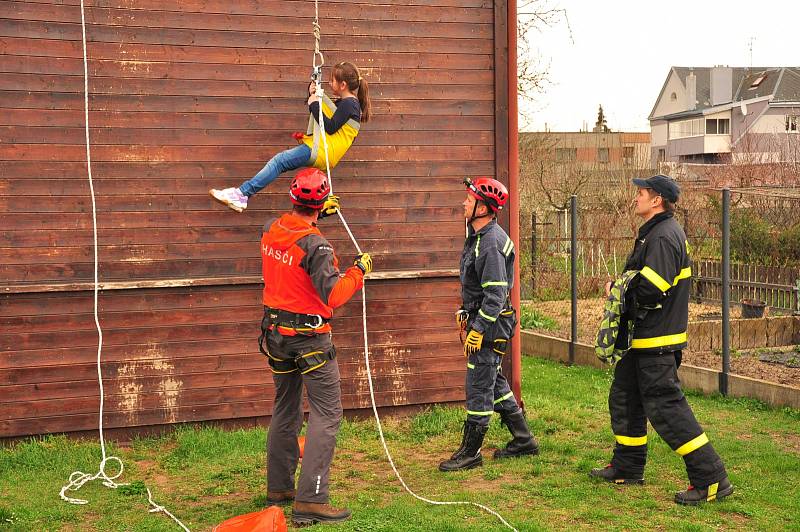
[468,200,493,222]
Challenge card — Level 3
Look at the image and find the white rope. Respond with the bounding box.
[312,0,324,72]
[311,36,517,532]
[148,489,191,532]
[60,4,189,530]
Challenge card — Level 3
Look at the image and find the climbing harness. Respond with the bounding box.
[257,309,336,375]
[310,4,517,530]
[58,3,189,530]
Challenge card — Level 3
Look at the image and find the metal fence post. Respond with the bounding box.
[795,279,800,315]
[531,212,537,297]
[570,195,577,366]
[721,189,730,396]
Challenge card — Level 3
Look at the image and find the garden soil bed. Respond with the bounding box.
[524,299,800,388]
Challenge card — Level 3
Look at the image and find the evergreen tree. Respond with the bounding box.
[594,105,610,133]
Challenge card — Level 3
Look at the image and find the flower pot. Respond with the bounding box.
[741,298,766,319]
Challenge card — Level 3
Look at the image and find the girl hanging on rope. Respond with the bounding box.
[210,61,371,213]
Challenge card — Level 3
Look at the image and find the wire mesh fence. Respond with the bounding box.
[521,206,691,301]
[703,187,800,314]
[520,186,800,313]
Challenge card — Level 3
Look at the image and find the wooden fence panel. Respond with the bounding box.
[693,259,800,312]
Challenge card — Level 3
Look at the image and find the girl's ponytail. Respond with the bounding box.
[356,76,370,123]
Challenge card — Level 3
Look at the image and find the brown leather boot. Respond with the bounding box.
[292,501,352,526]
[266,489,295,506]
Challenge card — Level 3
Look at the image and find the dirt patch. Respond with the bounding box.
[134,459,172,490]
[524,299,799,388]
[685,350,800,387]
[771,431,800,455]
[524,299,738,344]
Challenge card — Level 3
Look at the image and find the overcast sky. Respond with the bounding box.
[520,1,800,132]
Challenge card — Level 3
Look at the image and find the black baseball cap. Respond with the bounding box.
[632,174,680,203]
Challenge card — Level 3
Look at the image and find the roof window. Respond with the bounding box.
[749,74,766,89]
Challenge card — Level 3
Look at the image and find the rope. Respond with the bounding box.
[311,39,518,532]
[312,0,324,71]
[60,3,189,530]
[148,489,191,532]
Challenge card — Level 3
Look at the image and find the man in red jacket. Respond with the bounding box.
[259,168,372,526]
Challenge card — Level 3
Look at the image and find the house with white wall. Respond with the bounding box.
[649,67,800,166]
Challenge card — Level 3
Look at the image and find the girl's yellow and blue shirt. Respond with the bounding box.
[302,95,361,171]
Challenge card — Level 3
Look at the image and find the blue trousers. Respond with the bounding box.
[239,144,312,196]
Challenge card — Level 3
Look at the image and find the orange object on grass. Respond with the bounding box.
[298,436,305,459]
[212,506,287,532]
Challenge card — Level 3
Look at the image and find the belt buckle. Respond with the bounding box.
[305,314,324,329]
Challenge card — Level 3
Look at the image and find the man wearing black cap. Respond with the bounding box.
[590,174,734,505]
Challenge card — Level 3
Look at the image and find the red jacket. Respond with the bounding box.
[261,213,363,335]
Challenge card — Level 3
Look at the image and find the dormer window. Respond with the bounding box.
[749,74,766,89]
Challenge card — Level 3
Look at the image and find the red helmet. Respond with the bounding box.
[464,177,508,213]
[290,168,330,209]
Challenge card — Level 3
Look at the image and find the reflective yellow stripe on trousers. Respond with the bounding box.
[467,410,493,416]
[615,434,647,446]
[493,391,514,404]
[675,433,709,456]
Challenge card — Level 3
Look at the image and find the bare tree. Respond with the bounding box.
[694,132,800,189]
[516,1,572,128]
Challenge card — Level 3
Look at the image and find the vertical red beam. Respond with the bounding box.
[507,0,522,403]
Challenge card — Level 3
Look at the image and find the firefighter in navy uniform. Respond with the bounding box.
[590,174,734,505]
[259,168,373,525]
[439,177,539,472]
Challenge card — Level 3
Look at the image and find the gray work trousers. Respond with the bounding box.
[465,346,520,427]
[266,330,343,504]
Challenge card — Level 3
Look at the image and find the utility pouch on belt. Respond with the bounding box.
[258,309,279,357]
[492,307,517,355]
[258,310,298,374]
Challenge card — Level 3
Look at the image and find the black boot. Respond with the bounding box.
[493,410,539,459]
[439,421,487,472]
[589,464,644,485]
[675,477,734,505]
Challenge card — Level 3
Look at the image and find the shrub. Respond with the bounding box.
[730,210,776,263]
[519,305,558,331]
[777,224,800,263]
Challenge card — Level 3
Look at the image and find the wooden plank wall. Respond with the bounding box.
[0,0,500,438]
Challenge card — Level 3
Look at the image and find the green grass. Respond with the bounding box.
[519,305,559,331]
[1,357,799,531]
